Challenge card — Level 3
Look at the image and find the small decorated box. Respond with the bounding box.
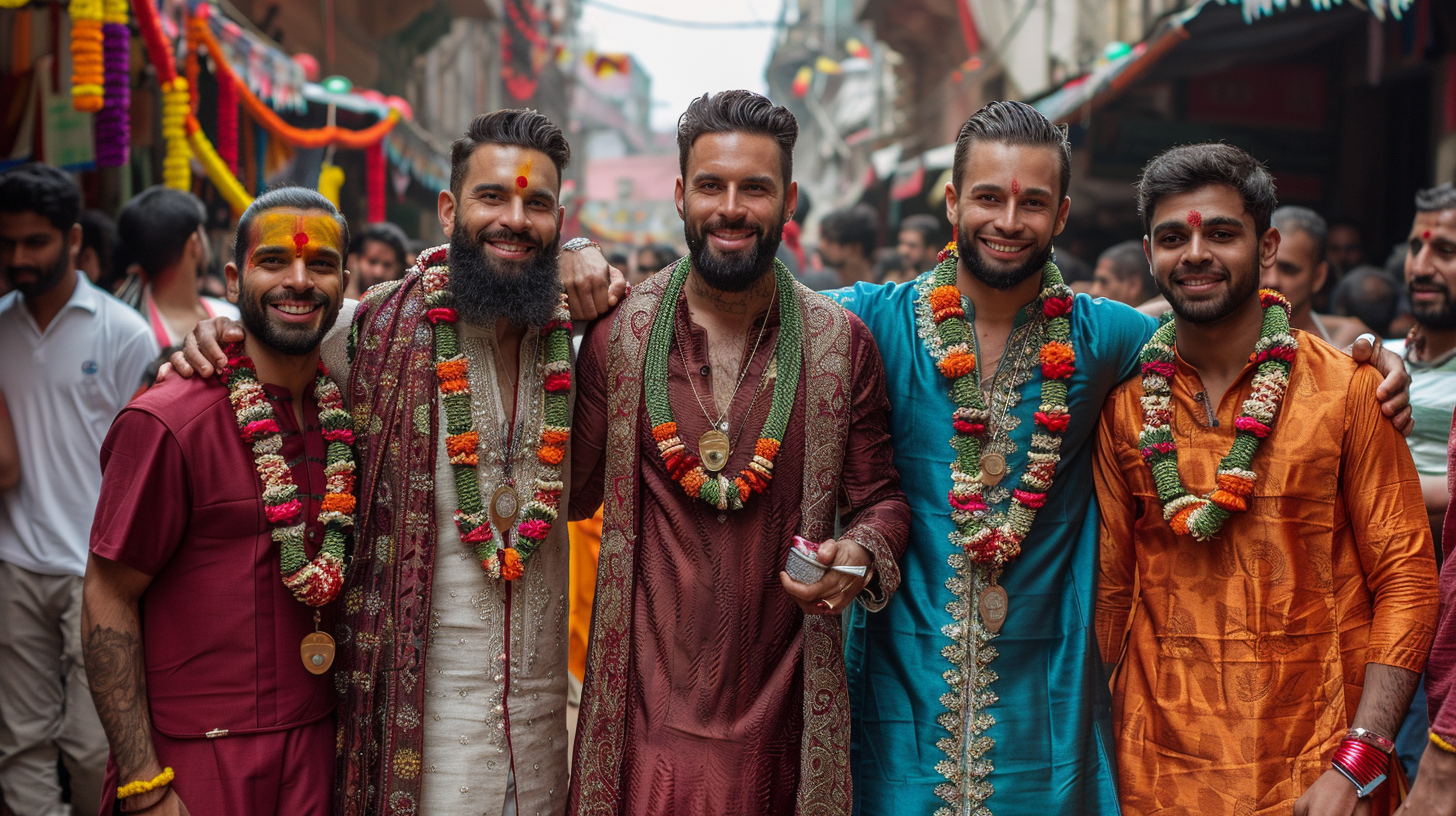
[785,535,826,584]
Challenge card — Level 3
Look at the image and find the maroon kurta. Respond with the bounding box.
[90,373,336,814]
[570,291,908,815]
[1432,413,1456,743]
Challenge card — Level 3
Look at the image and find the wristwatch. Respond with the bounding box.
[1344,727,1395,755]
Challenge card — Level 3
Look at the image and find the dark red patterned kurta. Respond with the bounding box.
[569,281,909,815]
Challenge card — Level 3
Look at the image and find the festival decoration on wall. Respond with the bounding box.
[366,139,385,222]
[1229,0,1414,23]
[501,0,552,101]
[69,0,105,112]
[94,0,129,166]
[190,0,306,112]
[217,62,238,173]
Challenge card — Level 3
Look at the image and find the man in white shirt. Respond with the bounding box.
[0,163,157,815]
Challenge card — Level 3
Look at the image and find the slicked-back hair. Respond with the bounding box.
[952,100,1071,200]
[1099,239,1155,300]
[350,221,410,267]
[1416,182,1456,213]
[1271,205,1328,258]
[449,109,570,200]
[117,186,208,277]
[232,186,350,271]
[0,162,81,233]
[677,90,798,190]
[1136,143,1277,238]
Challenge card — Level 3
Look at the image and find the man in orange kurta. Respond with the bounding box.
[1095,143,1439,816]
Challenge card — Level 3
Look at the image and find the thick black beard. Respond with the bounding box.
[959,233,1054,291]
[448,226,562,328]
[1411,279,1456,330]
[1154,254,1261,325]
[237,282,340,355]
[683,213,785,293]
[5,244,70,299]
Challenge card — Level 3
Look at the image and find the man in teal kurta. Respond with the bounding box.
[823,102,1409,816]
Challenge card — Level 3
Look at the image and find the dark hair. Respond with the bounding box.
[872,247,908,283]
[1098,239,1153,296]
[350,221,409,267]
[819,204,879,258]
[1416,183,1456,213]
[677,90,798,190]
[1271,205,1328,259]
[952,101,1071,200]
[1054,247,1092,284]
[899,213,943,246]
[0,163,81,233]
[231,186,350,270]
[79,209,120,286]
[450,109,570,200]
[117,186,207,277]
[1136,143,1278,238]
[1331,265,1398,336]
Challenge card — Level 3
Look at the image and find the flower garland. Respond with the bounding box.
[94,0,129,167]
[160,78,191,190]
[1138,289,1296,541]
[69,0,105,112]
[644,256,803,512]
[221,347,356,607]
[927,242,1076,567]
[420,246,573,580]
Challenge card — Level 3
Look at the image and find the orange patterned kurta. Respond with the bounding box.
[1094,331,1440,816]
[568,509,603,683]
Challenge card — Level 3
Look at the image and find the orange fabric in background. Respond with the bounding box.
[568,508,603,682]
[1094,332,1439,816]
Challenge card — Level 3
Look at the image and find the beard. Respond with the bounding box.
[448,225,562,328]
[238,282,341,355]
[684,212,785,293]
[5,245,70,299]
[1411,277,1456,330]
[958,229,1054,291]
[1155,253,1261,325]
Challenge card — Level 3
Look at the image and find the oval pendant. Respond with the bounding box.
[301,631,335,675]
[490,484,521,532]
[979,452,1007,486]
[978,585,1009,634]
[699,429,731,473]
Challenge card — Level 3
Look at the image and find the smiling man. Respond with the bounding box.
[1095,143,1438,816]
[84,187,350,815]
[567,90,909,815]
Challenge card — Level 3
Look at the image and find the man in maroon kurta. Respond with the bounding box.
[567,91,909,815]
[81,188,350,814]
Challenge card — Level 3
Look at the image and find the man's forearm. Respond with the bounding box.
[1351,662,1422,741]
[81,589,160,781]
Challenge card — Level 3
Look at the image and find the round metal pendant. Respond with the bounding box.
[978,585,1009,634]
[699,429,731,473]
[301,631,335,675]
[979,452,1007,486]
[490,484,521,531]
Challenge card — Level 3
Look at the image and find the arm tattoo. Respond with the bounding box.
[83,624,158,778]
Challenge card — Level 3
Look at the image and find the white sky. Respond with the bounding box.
[574,0,788,133]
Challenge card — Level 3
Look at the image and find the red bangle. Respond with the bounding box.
[1331,738,1388,797]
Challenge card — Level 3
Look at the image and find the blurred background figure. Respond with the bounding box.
[1326,219,1367,274]
[817,203,878,286]
[1265,206,1371,347]
[77,210,119,291]
[345,221,410,298]
[873,246,915,285]
[116,186,239,351]
[1089,240,1156,306]
[632,243,676,283]
[896,213,946,274]
[1055,247,1094,295]
[1331,265,1401,337]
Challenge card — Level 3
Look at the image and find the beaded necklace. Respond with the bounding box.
[1138,290,1296,540]
[419,246,573,580]
[223,347,354,607]
[921,243,1076,570]
[645,256,802,512]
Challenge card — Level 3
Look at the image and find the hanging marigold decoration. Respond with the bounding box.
[68,0,105,112]
[160,78,191,190]
[93,0,129,166]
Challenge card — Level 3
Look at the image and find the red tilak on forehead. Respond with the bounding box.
[1010,179,1021,195]
[516,175,529,189]
[1187,210,1203,228]
[292,215,309,257]
[1424,230,1433,241]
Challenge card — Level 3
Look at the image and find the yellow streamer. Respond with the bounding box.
[160,78,191,191]
[187,126,252,215]
[317,163,344,208]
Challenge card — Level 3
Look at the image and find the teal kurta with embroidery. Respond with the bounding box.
[827,273,1155,816]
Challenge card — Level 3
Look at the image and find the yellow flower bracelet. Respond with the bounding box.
[116,766,174,799]
[1432,730,1456,754]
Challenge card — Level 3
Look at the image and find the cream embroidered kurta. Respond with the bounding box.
[325,301,572,816]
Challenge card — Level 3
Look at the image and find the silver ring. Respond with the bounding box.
[1356,332,1377,347]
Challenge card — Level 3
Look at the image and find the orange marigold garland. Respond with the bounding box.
[221,346,355,607]
[419,245,572,579]
[69,0,105,112]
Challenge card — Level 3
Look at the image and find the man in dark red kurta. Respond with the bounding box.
[567,91,909,815]
[81,188,350,814]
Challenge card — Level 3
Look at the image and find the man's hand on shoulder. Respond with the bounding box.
[559,241,627,321]
[1347,333,1413,436]
[166,317,245,380]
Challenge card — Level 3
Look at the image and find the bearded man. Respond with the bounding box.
[174,110,626,816]
[84,187,351,814]
[1095,143,1438,816]
[567,90,909,815]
